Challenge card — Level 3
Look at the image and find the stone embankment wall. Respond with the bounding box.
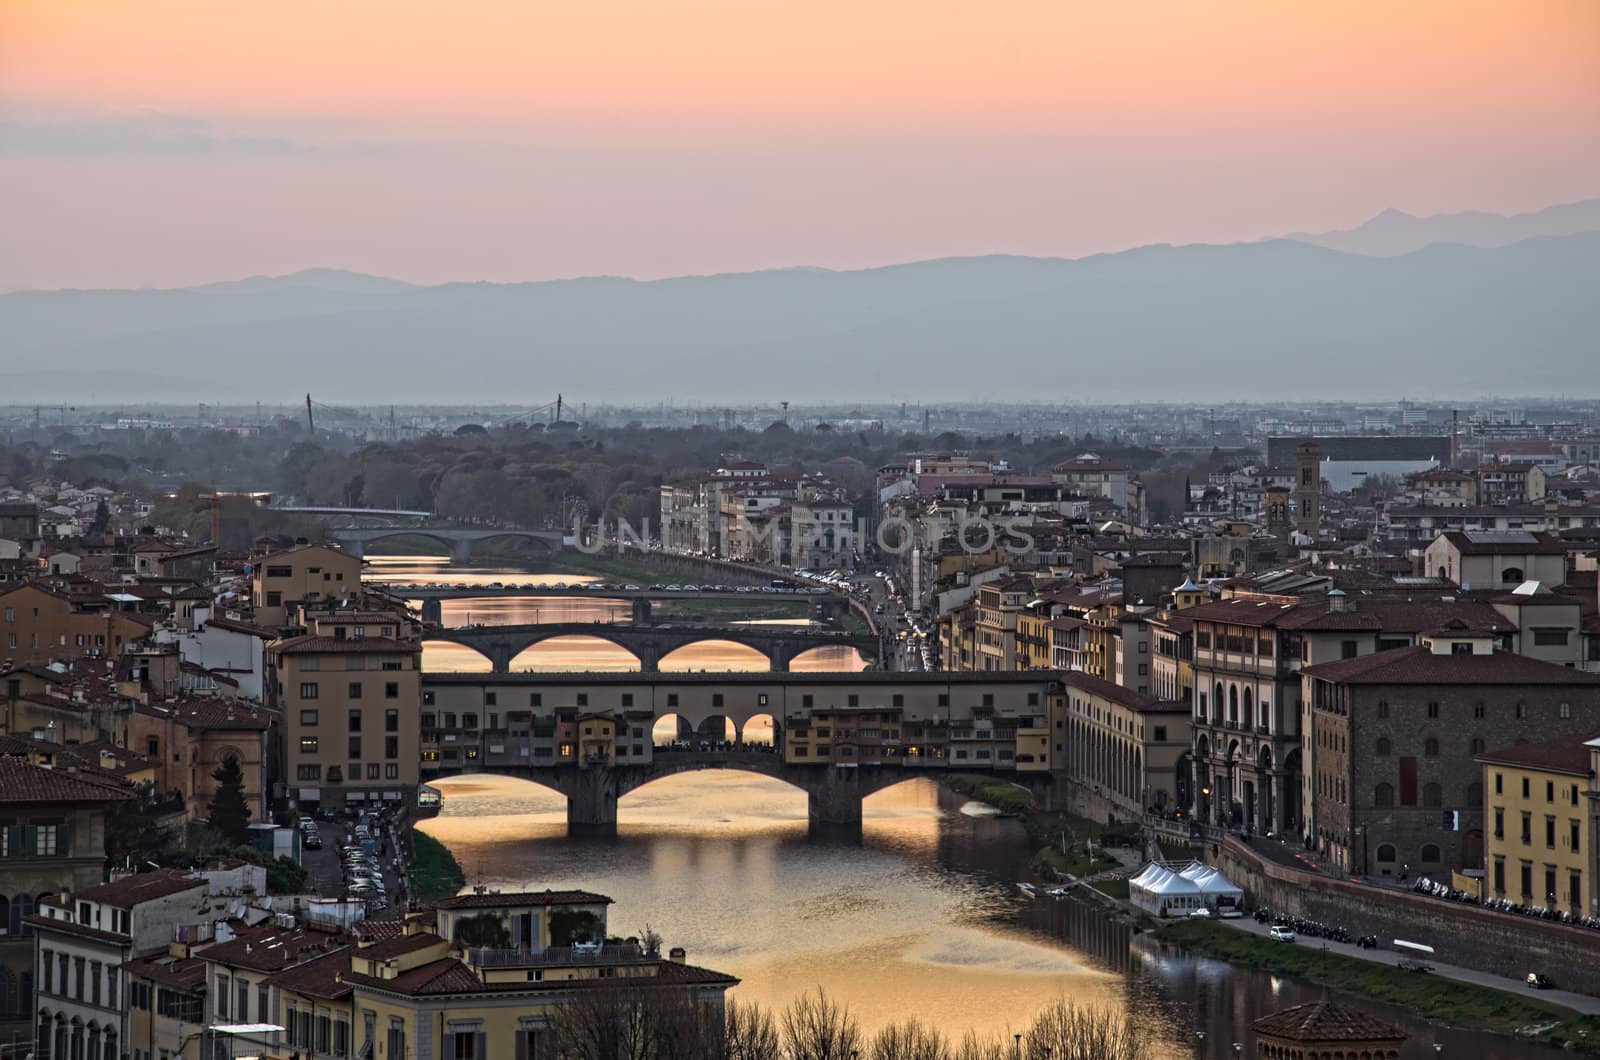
[1208,837,1600,995]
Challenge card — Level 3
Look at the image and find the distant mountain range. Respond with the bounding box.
[3,204,1597,405]
[1283,198,1600,256]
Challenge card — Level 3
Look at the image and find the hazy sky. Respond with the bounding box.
[2,0,1597,290]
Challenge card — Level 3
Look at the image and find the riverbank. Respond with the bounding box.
[411,830,467,903]
[937,775,1122,879]
[1157,918,1600,1052]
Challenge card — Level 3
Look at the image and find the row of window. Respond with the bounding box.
[297,763,403,781]
[39,950,119,1007]
[1491,857,1584,912]
[299,708,403,730]
[298,736,402,757]
[1494,772,1583,806]
[297,681,404,699]
[424,690,1028,711]
[1492,809,1582,853]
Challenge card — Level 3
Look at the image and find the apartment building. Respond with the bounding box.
[250,544,362,628]
[269,635,422,812]
[1478,735,1600,916]
[0,760,131,1052]
[1058,671,1191,822]
[1301,638,1600,878]
[0,583,152,665]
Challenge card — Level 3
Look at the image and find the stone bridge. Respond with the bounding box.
[422,750,1056,834]
[330,526,565,562]
[396,586,846,626]
[425,622,883,673]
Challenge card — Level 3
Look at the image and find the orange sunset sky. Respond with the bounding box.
[1,0,1597,289]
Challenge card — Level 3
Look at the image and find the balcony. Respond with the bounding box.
[466,942,645,968]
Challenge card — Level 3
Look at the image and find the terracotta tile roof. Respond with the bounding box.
[434,889,612,910]
[124,953,208,993]
[344,955,737,998]
[1252,1002,1405,1043]
[0,757,134,803]
[1301,646,1600,687]
[140,697,274,732]
[358,932,445,959]
[1476,734,1597,777]
[271,635,420,655]
[1435,530,1568,556]
[343,956,484,996]
[202,925,350,972]
[265,946,355,1000]
[1061,671,1175,713]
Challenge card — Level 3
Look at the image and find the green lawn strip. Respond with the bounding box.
[1156,919,1600,1052]
[1091,879,1130,899]
[411,829,467,903]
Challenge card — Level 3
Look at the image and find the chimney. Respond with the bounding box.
[668,947,686,964]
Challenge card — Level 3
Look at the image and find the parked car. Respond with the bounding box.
[1397,959,1433,973]
[1268,925,1296,943]
[1189,907,1213,919]
[1527,972,1555,990]
[302,832,322,849]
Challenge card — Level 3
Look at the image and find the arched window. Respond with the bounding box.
[1242,688,1254,730]
[1501,567,1524,585]
[1228,685,1238,724]
[1423,782,1442,808]
[1470,737,1486,754]
[1376,737,1391,756]
[1377,700,1389,718]
[1374,783,1394,808]
[1421,844,1441,863]
[1424,737,1439,756]
[1212,684,1224,724]
[1376,843,1397,863]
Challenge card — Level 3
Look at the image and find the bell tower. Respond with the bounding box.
[1294,442,1321,539]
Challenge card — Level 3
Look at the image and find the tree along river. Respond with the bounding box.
[418,773,1563,1059]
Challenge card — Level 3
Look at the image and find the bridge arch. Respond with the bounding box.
[509,634,641,673]
[658,639,770,672]
[421,638,495,673]
[788,644,870,672]
[738,713,776,746]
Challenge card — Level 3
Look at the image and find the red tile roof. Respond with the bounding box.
[1476,734,1597,777]
[265,946,355,1000]
[1252,1002,1405,1043]
[1301,646,1600,687]
[272,635,420,655]
[433,889,612,910]
[0,757,134,804]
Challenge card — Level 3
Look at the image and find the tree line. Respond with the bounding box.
[552,987,1150,1060]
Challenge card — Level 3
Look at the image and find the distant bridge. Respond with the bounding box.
[383,584,844,624]
[274,506,435,518]
[426,621,883,673]
[330,526,566,562]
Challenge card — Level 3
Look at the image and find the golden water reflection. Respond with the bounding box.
[418,773,1123,1043]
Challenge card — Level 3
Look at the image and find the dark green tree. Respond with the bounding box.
[208,755,253,846]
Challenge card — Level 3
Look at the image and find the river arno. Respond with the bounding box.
[418,773,1563,1060]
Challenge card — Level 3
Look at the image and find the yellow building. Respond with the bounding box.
[251,544,362,628]
[575,713,617,767]
[201,892,735,1060]
[1478,735,1600,916]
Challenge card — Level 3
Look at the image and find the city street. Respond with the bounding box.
[1217,916,1600,1017]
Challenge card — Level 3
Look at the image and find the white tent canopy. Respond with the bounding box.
[1179,863,1245,908]
[1129,863,1205,917]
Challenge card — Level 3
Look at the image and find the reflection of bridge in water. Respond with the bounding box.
[425,622,884,673]
[419,672,1065,833]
